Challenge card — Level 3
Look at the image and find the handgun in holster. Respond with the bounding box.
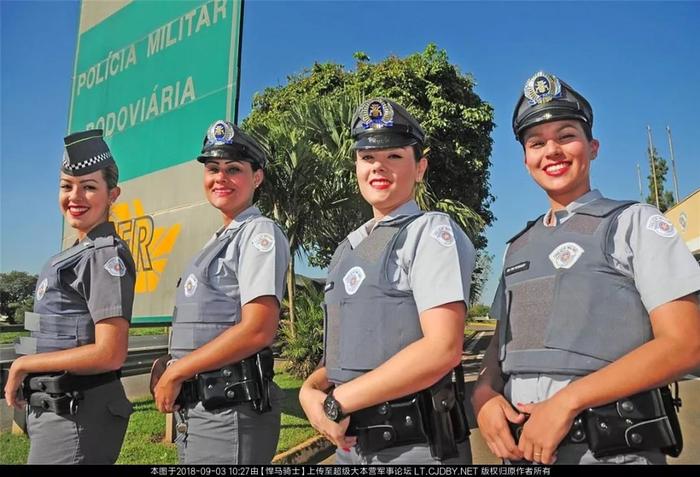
[420,371,459,460]
[252,347,275,414]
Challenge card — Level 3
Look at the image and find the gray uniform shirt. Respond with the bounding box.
[206,206,290,306]
[491,190,700,403]
[347,200,476,313]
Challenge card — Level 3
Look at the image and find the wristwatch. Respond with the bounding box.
[323,390,346,423]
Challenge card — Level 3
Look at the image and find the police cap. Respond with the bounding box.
[61,129,116,176]
[196,120,266,168]
[512,71,593,142]
[351,98,425,150]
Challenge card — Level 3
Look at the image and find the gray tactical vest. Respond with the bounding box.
[498,198,651,376]
[15,237,116,355]
[170,223,249,359]
[324,215,423,384]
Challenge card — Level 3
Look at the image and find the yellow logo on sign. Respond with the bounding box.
[111,199,181,294]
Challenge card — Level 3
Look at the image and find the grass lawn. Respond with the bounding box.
[0,368,315,464]
[0,327,162,345]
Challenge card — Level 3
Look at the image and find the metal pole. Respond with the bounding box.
[666,126,680,203]
[636,163,644,202]
[647,125,660,209]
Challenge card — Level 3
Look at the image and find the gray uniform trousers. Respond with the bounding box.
[335,440,472,465]
[175,382,283,464]
[26,379,132,464]
[504,374,666,465]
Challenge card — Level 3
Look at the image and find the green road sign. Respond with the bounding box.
[66,0,244,323]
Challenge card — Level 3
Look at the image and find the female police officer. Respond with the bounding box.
[153,120,289,464]
[4,129,136,464]
[300,98,475,464]
[472,71,700,465]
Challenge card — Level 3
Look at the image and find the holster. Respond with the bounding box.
[348,395,428,453]
[174,348,274,413]
[509,385,683,459]
[149,354,171,397]
[348,365,468,460]
[22,371,119,416]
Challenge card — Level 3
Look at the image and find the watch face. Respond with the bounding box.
[324,395,339,421]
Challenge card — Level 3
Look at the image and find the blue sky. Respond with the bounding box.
[2,0,699,305]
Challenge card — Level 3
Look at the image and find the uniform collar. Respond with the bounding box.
[544,189,603,227]
[217,205,262,235]
[348,199,422,247]
[75,221,117,246]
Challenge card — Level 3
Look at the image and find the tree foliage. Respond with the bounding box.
[245,44,495,252]
[0,271,37,323]
[646,146,675,212]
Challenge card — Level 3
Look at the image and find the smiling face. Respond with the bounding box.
[355,146,427,219]
[522,120,599,210]
[203,159,262,223]
[59,170,119,239]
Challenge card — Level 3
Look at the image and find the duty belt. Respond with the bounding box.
[347,366,470,460]
[23,371,120,415]
[510,385,683,458]
[177,348,274,413]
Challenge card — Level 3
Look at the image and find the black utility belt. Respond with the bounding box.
[510,385,683,458]
[177,348,274,413]
[346,366,470,460]
[23,371,120,415]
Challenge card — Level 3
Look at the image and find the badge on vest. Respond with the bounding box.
[252,232,275,252]
[184,273,198,297]
[646,215,677,238]
[430,224,455,247]
[549,242,584,269]
[36,278,48,301]
[343,266,366,295]
[104,257,127,277]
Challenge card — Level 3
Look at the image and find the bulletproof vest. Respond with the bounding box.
[14,238,115,355]
[324,214,423,384]
[170,221,250,359]
[498,198,651,376]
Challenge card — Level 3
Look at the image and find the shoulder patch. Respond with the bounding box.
[251,232,275,252]
[184,273,198,297]
[549,242,584,269]
[343,266,366,295]
[646,214,676,238]
[36,278,48,301]
[430,224,455,247]
[104,256,127,277]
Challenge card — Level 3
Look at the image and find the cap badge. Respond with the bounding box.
[549,242,584,269]
[343,266,366,295]
[206,121,235,146]
[360,99,394,130]
[646,215,677,238]
[524,71,562,105]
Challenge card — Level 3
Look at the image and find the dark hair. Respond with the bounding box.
[101,163,119,190]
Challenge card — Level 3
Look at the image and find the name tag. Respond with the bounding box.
[505,261,530,276]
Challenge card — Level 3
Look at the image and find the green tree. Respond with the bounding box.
[245,44,495,250]
[646,146,675,212]
[279,278,325,379]
[248,94,363,332]
[0,271,37,323]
